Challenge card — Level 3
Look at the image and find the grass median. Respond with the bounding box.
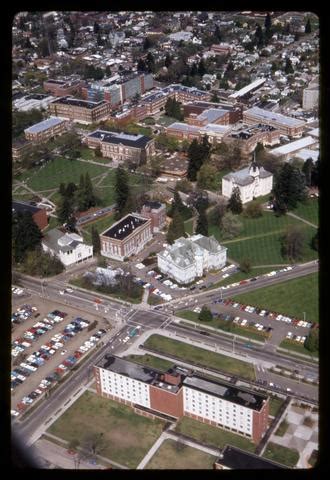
[47,390,165,469]
[262,442,299,468]
[146,439,216,469]
[144,334,256,380]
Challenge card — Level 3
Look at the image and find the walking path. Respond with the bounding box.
[287,212,317,229]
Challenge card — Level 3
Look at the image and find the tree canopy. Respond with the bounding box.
[273,163,307,213]
[12,211,42,263]
[166,208,185,244]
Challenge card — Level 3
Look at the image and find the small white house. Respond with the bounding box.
[222,162,273,204]
[157,234,227,285]
[42,228,93,267]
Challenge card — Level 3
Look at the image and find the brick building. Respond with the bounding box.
[43,79,85,97]
[166,122,230,144]
[12,200,48,231]
[24,117,68,143]
[222,122,280,156]
[100,214,152,261]
[12,137,32,161]
[243,107,305,138]
[83,130,155,165]
[184,102,242,125]
[49,97,111,124]
[94,355,270,444]
[140,201,166,232]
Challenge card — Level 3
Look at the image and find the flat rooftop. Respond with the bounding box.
[24,117,66,134]
[217,445,285,469]
[101,214,148,240]
[52,97,106,109]
[245,107,305,127]
[12,200,43,215]
[183,375,267,411]
[97,355,181,393]
[88,130,151,148]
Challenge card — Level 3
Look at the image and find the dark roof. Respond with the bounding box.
[183,374,267,411]
[52,97,106,109]
[88,130,152,149]
[45,79,66,85]
[216,445,285,469]
[12,200,42,216]
[101,214,148,240]
[143,201,163,210]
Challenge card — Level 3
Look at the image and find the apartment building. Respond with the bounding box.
[94,355,269,444]
[24,117,68,143]
[100,214,152,261]
[43,79,85,97]
[83,130,155,164]
[243,107,305,138]
[49,97,111,124]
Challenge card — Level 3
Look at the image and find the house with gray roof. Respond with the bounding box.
[222,161,273,204]
[157,234,227,284]
[42,228,93,267]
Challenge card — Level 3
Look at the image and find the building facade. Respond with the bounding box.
[24,117,68,143]
[100,214,152,261]
[243,107,305,138]
[140,201,166,233]
[43,79,84,97]
[94,355,269,444]
[222,123,280,156]
[49,97,111,124]
[42,228,93,266]
[157,235,227,284]
[222,162,273,204]
[12,138,32,161]
[83,130,155,164]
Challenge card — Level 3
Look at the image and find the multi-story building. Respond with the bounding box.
[100,214,152,261]
[94,355,269,444]
[157,234,227,284]
[222,161,273,204]
[183,101,242,124]
[49,97,111,124]
[12,137,32,161]
[222,122,280,156]
[43,79,85,97]
[166,122,230,144]
[83,130,155,165]
[269,135,318,161]
[12,200,48,231]
[42,228,93,267]
[214,445,285,469]
[24,117,68,143]
[140,201,166,233]
[210,43,233,55]
[13,93,56,112]
[243,107,305,138]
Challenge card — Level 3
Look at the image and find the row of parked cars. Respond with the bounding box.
[286,332,307,344]
[219,299,315,328]
[219,266,294,291]
[12,286,24,296]
[11,328,107,417]
[232,316,273,334]
[11,304,37,326]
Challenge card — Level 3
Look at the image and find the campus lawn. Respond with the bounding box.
[16,157,108,192]
[80,214,116,243]
[184,218,194,235]
[231,273,319,323]
[175,417,256,453]
[157,115,179,127]
[144,334,256,380]
[207,268,274,289]
[96,170,152,206]
[279,339,317,358]
[78,147,96,160]
[47,391,165,469]
[123,354,174,371]
[262,442,299,468]
[292,198,319,226]
[269,396,285,417]
[146,439,217,469]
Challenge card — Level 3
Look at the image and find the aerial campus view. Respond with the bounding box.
[11,11,319,470]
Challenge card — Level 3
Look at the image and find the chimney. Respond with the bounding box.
[164,372,181,385]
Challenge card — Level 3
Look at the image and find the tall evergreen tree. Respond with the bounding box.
[198,58,206,76]
[190,62,198,76]
[12,211,42,263]
[284,57,294,74]
[305,18,312,34]
[169,189,186,217]
[164,53,172,68]
[187,138,208,181]
[84,172,97,209]
[214,25,222,42]
[65,182,77,199]
[228,187,243,214]
[56,196,74,225]
[302,158,313,187]
[264,13,272,31]
[311,158,320,187]
[254,24,264,47]
[195,209,209,236]
[59,182,66,196]
[91,226,101,255]
[137,58,147,72]
[146,52,155,73]
[166,209,185,244]
[93,22,100,34]
[273,163,307,213]
[114,167,130,219]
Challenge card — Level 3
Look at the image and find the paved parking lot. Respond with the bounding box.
[11,295,109,409]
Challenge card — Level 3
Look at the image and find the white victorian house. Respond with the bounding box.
[222,161,273,204]
[157,234,227,285]
[42,228,93,267]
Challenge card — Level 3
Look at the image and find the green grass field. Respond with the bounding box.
[207,268,274,289]
[123,354,174,371]
[47,391,164,469]
[157,115,179,127]
[16,157,108,192]
[231,273,319,323]
[275,419,289,436]
[292,198,319,226]
[175,417,256,452]
[279,339,317,358]
[146,439,217,469]
[80,214,116,243]
[184,218,194,235]
[144,334,256,380]
[262,442,299,468]
[269,396,285,417]
[96,170,152,206]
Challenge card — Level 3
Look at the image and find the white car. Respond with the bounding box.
[65,288,73,293]
[11,410,19,417]
[59,290,65,295]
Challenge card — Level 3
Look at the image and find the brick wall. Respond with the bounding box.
[33,209,48,230]
[252,398,269,443]
[149,385,184,418]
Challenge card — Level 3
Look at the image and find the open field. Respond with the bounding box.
[123,354,174,371]
[144,334,256,380]
[292,198,319,226]
[175,417,256,452]
[262,442,299,468]
[146,439,217,469]
[96,169,152,206]
[80,214,117,243]
[15,157,108,192]
[231,273,319,323]
[47,391,164,469]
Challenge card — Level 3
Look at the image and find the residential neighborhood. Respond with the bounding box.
[11,11,319,470]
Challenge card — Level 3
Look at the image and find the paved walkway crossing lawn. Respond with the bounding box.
[144,334,256,380]
[47,391,165,469]
[145,439,217,469]
[175,417,256,453]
